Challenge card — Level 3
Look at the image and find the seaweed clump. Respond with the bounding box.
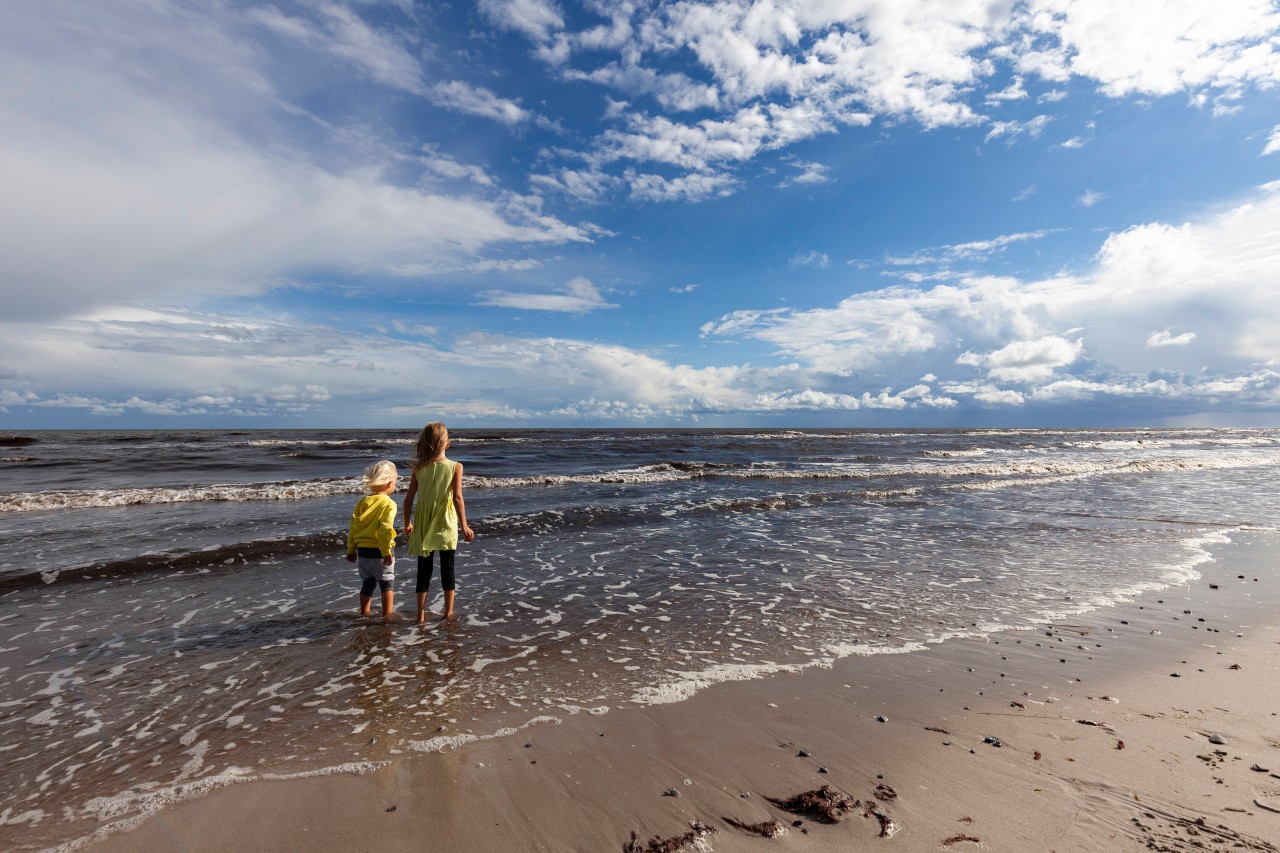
[724,817,788,838]
[764,785,860,823]
[623,820,717,853]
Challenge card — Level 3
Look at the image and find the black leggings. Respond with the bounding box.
[416,551,456,594]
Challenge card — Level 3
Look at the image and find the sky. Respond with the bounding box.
[2,0,1280,429]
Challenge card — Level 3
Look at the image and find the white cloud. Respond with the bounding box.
[480,277,618,313]
[624,169,739,202]
[1056,136,1087,149]
[790,250,830,268]
[886,230,1056,265]
[1263,124,1280,155]
[429,81,532,126]
[670,284,700,293]
[479,0,565,44]
[956,336,1084,381]
[985,114,1052,143]
[1147,329,1197,348]
[779,158,831,187]
[1078,189,1107,207]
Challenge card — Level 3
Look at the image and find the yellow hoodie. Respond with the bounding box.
[347,494,397,557]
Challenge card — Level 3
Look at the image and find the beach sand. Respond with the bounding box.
[85,531,1280,852]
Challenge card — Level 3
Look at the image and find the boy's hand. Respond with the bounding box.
[346,553,356,563]
[382,555,393,567]
[461,524,475,543]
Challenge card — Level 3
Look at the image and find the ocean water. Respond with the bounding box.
[2,427,1279,849]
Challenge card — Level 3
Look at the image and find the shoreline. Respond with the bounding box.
[77,529,1280,852]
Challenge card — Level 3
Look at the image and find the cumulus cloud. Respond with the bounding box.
[508,0,1280,202]
[700,188,1280,411]
[480,277,618,313]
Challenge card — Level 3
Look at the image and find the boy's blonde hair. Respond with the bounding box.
[412,422,449,470]
[362,460,397,493]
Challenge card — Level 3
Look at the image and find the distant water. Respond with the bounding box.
[2,427,1279,849]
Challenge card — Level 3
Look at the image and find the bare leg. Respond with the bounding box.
[359,594,373,617]
[381,589,395,620]
[416,592,428,624]
[442,590,456,620]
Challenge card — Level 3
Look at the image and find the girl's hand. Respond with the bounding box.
[461,524,475,542]
[403,521,413,536]
[346,553,356,563]
[382,555,393,567]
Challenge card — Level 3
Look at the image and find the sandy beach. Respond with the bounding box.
[75,529,1280,853]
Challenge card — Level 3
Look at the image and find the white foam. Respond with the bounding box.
[407,715,561,753]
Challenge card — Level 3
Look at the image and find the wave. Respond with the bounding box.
[0,477,366,513]
[0,532,347,593]
[242,437,414,448]
[3,450,1276,514]
[0,435,38,447]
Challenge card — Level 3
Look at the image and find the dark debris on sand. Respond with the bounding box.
[723,817,788,838]
[623,821,716,853]
[764,785,860,823]
[942,834,982,847]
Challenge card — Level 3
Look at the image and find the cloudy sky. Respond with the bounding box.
[3,0,1280,428]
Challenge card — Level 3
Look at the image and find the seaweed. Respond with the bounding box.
[764,785,859,823]
[942,833,981,846]
[623,821,716,853]
[723,817,787,838]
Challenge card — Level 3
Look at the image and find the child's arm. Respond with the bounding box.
[377,497,396,566]
[346,510,358,562]
[452,463,475,542]
[402,470,418,536]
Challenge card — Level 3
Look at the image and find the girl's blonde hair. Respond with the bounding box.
[362,460,397,493]
[412,422,449,470]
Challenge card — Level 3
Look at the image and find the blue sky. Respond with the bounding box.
[3,0,1280,428]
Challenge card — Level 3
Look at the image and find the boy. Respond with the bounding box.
[346,460,398,619]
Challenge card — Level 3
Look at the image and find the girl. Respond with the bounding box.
[403,422,475,623]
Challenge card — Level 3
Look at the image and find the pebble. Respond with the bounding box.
[875,715,888,723]
[662,788,679,797]
[1207,733,1228,745]
[982,736,1003,748]
[797,749,810,757]
[818,767,829,774]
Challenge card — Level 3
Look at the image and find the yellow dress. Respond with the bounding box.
[407,460,458,554]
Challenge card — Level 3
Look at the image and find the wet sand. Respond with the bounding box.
[84,531,1280,852]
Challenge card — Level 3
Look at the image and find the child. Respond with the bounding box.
[403,422,474,623]
[346,460,398,620]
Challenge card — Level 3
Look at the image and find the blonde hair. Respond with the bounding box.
[362,460,397,493]
[412,422,449,471]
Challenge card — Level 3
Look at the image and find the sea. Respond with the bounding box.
[2,427,1279,850]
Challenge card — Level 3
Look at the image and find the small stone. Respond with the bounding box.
[797,749,810,757]
[1170,673,1180,678]
[982,736,1003,748]
[1251,764,1270,772]
[875,715,888,723]
[1207,733,1227,745]
[740,792,751,798]
[663,788,679,797]
[385,805,397,813]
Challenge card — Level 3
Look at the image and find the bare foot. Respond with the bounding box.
[416,611,427,625]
